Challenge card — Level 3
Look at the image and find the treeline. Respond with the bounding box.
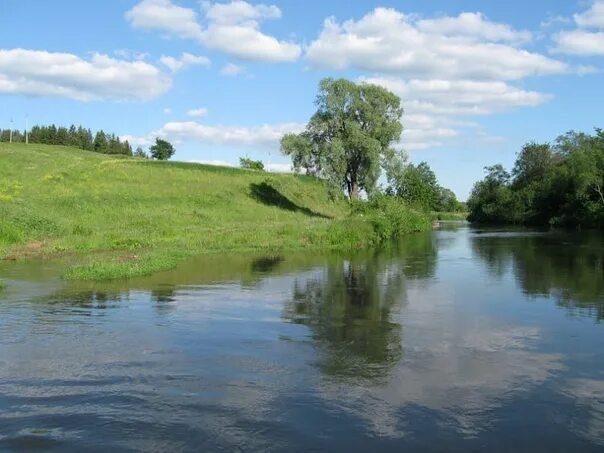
[0,124,133,156]
[385,161,465,212]
[468,129,604,228]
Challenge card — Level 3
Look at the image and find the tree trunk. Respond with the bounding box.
[349,181,360,200]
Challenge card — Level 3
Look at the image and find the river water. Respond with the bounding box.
[0,224,603,451]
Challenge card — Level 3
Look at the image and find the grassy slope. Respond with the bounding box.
[0,143,429,280]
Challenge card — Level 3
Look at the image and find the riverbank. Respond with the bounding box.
[0,143,430,281]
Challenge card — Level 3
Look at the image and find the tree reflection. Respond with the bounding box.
[472,231,604,320]
[283,255,407,381]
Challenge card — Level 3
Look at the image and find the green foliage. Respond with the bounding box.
[239,157,264,171]
[133,146,149,159]
[281,78,404,200]
[352,195,431,243]
[387,160,460,212]
[0,142,431,280]
[468,129,604,228]
[391,162,438,209]
[0,124,131,155]
[149,138,175,160]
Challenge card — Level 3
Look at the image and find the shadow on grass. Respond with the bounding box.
[249,182,331,219]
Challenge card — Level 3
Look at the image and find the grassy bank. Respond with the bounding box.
[0,143,430,280]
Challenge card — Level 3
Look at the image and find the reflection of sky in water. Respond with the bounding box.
[0,225,603,450]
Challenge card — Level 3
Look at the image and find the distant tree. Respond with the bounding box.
[93,131,108,153]
[149,138,175,160]
[239,157,264,171]
[436,187,459,212]
[134,146,148,159]
[1,123,130,155]
[468,164,522,224]
[391,161,439,209]
[280,78,403,200]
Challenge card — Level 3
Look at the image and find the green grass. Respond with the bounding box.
[0,143,430,280]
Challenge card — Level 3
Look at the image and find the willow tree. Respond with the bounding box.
[280,78,403,200]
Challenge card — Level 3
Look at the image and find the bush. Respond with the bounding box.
[240,157,264,171]
[352,195,431,243]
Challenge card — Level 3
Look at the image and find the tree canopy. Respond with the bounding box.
[239,157,264,171]
[468,129,604,228]
[280,78,404,200]
[149,138,175,161]
[386,161,462,212]
[0,124,132,156]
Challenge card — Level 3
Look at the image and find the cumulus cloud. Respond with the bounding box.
[574,1,604,28]
[155,121,304,147]
[306,8,566,80]
[553,1,604,55]
[360,77,549,150]
[126,0,301,62]
[417,12,532,44]
[554,30,604,55]
[120,134,153,147]
[186,107,208,117]
[302,7,563,151]
[0,48,171,101]
[126,0,204,40]
[363,77,550,116]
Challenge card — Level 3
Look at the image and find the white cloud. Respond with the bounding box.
[159,52,211,72]
[574,1,604,28]
[552,1,604,55]
[155,121,304,147]
[0,48,171,101]
[553,29,604,55]
[417,12,532,44]
[220,63,246,76]
[302,7,563,151]
[163,107,172,115]
[306,8,566,80]
[360,77,550,151]
[202,0,281,24]
[186,107,208,117]
[120,134,153,147]
[126,0,301,62]
[363,77,550,116]
[126,0,204,40]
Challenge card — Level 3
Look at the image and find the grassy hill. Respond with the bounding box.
[0,143,429,280]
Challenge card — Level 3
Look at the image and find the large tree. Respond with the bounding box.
[150,138,175,160]
[280,78,403,200]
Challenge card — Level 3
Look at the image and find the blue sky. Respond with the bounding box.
[1,0,604,198]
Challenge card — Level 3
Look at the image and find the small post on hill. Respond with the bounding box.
[9,118,13,143]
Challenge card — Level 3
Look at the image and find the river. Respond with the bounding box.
[1,223,603,451]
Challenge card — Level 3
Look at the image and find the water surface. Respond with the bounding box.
[1,224,603,451]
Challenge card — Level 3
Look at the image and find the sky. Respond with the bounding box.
[1,0,604,199]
